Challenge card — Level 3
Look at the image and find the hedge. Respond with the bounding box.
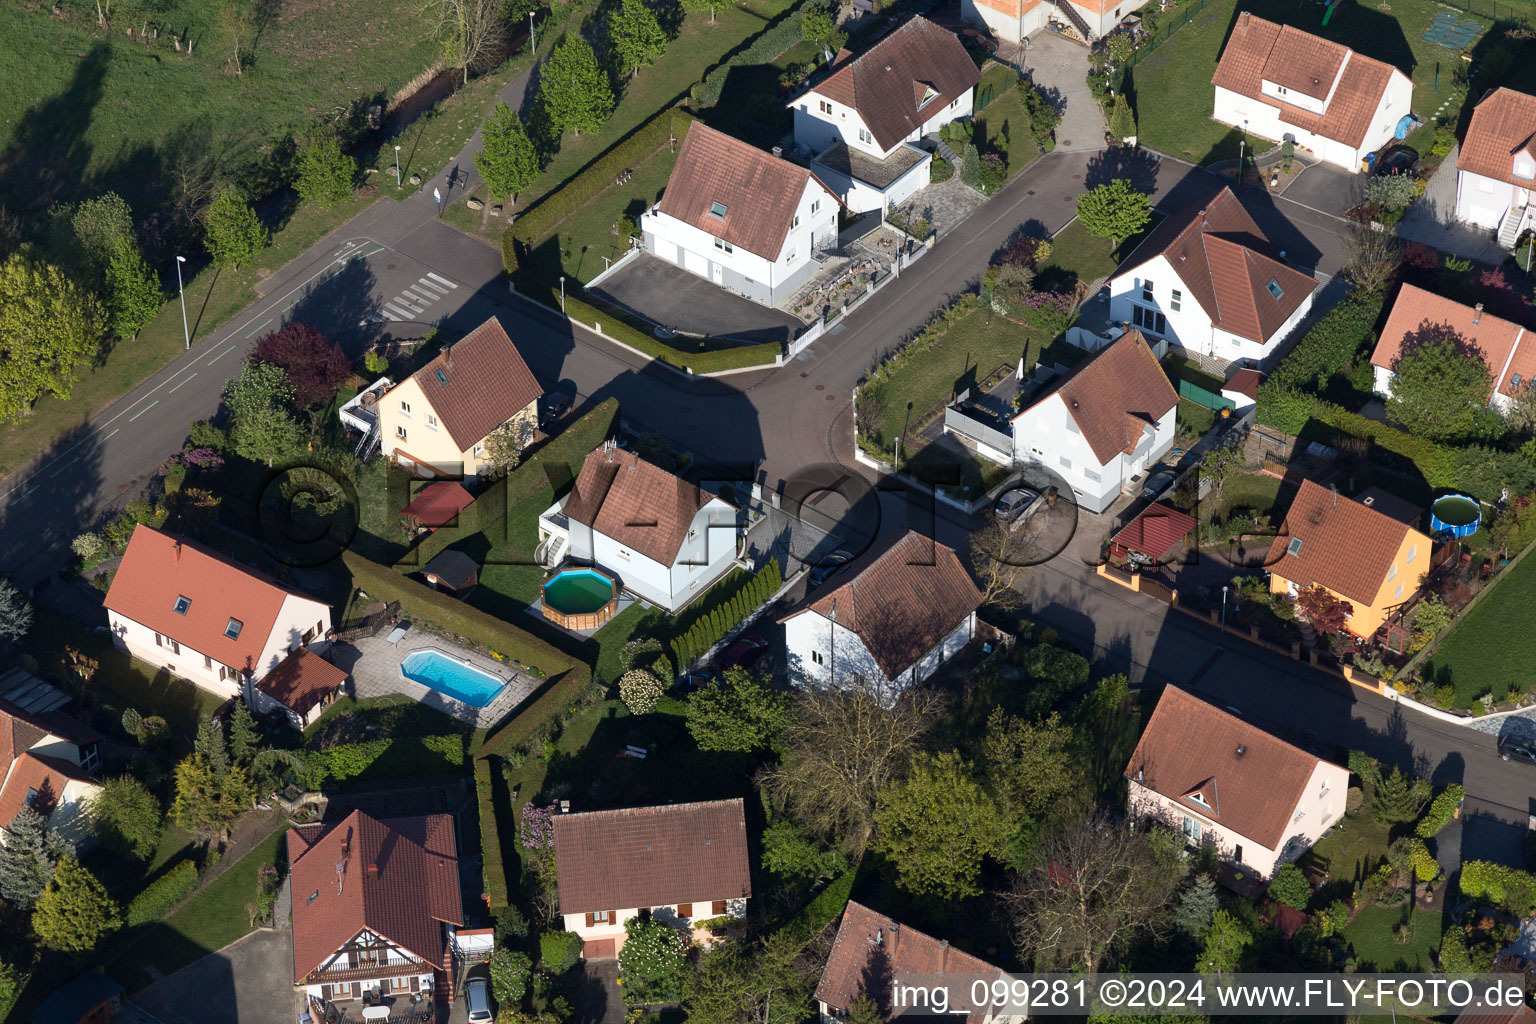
[306,734,466,783]
[126,860,199,927]
[1459,860,1536,914]
[1439,926,1472,972]
[1415,783,1464,838]
[343,550,581,682]
[476,668,596,758]
[691,2,812,108]
[1255,388,1457,488]
[1267,292,1385,393]
[673,561,781,667]
[475,757,509,909]
[782,864,857,941]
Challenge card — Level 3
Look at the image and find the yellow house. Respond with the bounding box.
[1266,479,1432,638]
[377,317,542,479]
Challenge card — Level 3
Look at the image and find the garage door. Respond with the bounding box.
[583,938,617,960]
[683,248,708,276]
[653,238,679,265]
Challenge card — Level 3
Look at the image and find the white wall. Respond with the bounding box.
[48,778,99,852]
[254,594,332,680]
[1081,0,1153,38]
[107,611,243,698]
[960,0,1052,43]
[1011,393,1175,513]
[793,87,972,158]
[1456,169,1524,230]
[783,609,974,692]
[1214,83,1391,171]
[562,497,737,614]
[563,896,748,951]
[811,145,932,214]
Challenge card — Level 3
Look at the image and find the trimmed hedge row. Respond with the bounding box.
[343,550,581,682]
[783,865,857,941]
[1266,292,1384,393]
[306,735,466,783]
[475,757,509,910]
[476,668,595,758]
[1459,860,1536,914]
[691,2,812,108]
[671,560,782,669]
[1415,783,1464,838]
[127,860,199,927]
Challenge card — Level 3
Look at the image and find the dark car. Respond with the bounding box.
[540,391,573,424]
[719,635,769,670]
[809,550,852,588]
[995,486,1040,522]
[1141,469,1177,499]
[464,977,494,1023]
[1375,145,1418,176]
[1499,737,1536,766]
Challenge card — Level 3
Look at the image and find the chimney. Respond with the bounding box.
[445,345,454,371]
[367,864,379,882]
[173,539,182,563]
[1475,302,1484,325]
[1239,10,1250,29]
[1236,744,1247,756]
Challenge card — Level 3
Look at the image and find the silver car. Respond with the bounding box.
[465,977,493,1023]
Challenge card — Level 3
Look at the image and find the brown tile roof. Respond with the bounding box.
[815,902,1005,1023]
[560,447,728,566]
[104,526,321,676]
[1458,88,1536,189]
[1013,330,1179,464]
[399,481,475,528]
[656,124,833,262]
[396,318,542,452]
[1370,283,1532,400]
[0,707,46,771]
[0,753,94,829]
[1116,187,1317,344]
[1264,478,1425,606]
[288,810,461,984]
[254,649,348,718]
[552,799,750,914]
[1211,14,1402,149]
[1125,686,1328,850]
[1225,368,1265,400]
[780,530,982,679]
[1111,502,1197,560]
[809,17,981,152]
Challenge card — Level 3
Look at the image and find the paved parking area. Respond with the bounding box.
[1277,160,1363,218]
[1019,31,1104,152]
[587,253,803,344]
[132,928,301,1024]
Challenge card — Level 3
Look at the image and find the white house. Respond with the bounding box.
[538,445,739,614]
[245,648,349,730]
[790,17,979,213]
[0,699,104,851]
[1109,186,1318,369]
[289,810,473,1011]
[640,123,840,306]
[1211,14,1413,172]
[1126,686,1351,879]
[551,799,751,960]
[1369,283,1536,414]
[779,530,982,694]
[962,0,1144,44]
[1456,88,1536,245]
[104,525,334,699]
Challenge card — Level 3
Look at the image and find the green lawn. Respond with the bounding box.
[1207,471,1289,524]
[1175,398,1216,438]
[1342,905,1443,971]
[1042,213,1163,292]
[974,64,1041,178]
[1308,793,1391,889]
[1425,545,1536,705]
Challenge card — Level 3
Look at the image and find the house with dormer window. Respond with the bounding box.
[1126,686,1350,879]
[1455,88,1536,246]
[1211,14,1412,172]
[1108,187,1318,370]
[104,525,336,700]
[789,17,979,213]
[640,124,840,306]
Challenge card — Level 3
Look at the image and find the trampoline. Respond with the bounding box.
[1423,11,1482,50]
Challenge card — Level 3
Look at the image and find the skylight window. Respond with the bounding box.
[1286,537,1303,556]
[709,201,728,219]
[225,617,244,640]
[173,595,191,615]
[1266,278,1284,299]
[435,369,448,385]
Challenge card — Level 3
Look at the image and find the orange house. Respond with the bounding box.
[1265,480,1432,638]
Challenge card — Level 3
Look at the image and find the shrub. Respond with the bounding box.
[540,929,583,974]
[929,156,952,183]
[1367,174,1418,213]
[295,133,357,206]
[71,532,107,563]
[1408,838,1440,883]
[618,917,689,1004]
[1266,292,1385,394]
[977,152,1006,194]
[125,860,198,927]
[1440,925,1472,972]
[959,144,981,188]
[1459,861,1536,914]
[362,350,389,376]
[305,735,466,784]
[1268,862,1311,909]
[1415,783,1464,838]
[488,948,533,1007]
[693,6,818,107]
[475,759,508,909]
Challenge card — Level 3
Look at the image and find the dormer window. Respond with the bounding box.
[1186,791,1210,808]
[1266,278,1284,299]
[173,595,191,615]
[1287,537,1303,556]
[709,201,728,219]
[1514,374,1525,390]
[225,617,243,640]
[917,84,938,109]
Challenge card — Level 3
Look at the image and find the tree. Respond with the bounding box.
[800,2,844,51]
[103,240,163,339]
[619,668,665,714]
[482,421,529,477]
[253,322,350,409]
[476,102,540,203]
[619,916,689,1003]
[1108,93,1136,140]
[1366,173,1417,213]
[171,755,254,839]
[295,133,357,206]
[488,948,533,1007]
[959,143,981,188]
[1388,330,1494,441]
[760,679,946,854]
[1174,874,1219,938]
[1268,862,1311,909]
[204,185,268,269]
[760,818,847,880]
[1410,595,1451,651]
[608,0,666,78]
[228,702,259,768]
[0,578,33,648]
[0,255,106,424]
[420,0,509,86]
[0,960,18,1014]
[979,709,1083,818]
[1018,77,1061,148]
[681,0,730,23]
[87,776,162,860]
[1075,178,1152,246]
[1342,223,1401,295]
[1197,909,1253,973]
[968,516,1042,611]
[1296,584,1353,637]
[539,36,615,136]
[1008,814,1185,971]
[32,855,121,953]
[0,807,68,908]
[685,666,790,752]
[1372,766,1429,825]
[65,193,137,271]
[872,750,1009,898]
[219,0,255,76]
[686,931,817,1024]
[195,718,231,775]
[223,360,304,466]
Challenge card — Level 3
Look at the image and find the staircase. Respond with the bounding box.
[1052,0,1094,41]
[354,422,381,460]
[537,533,567,568]
[933,136,961,167]
[1499,204,1526,249]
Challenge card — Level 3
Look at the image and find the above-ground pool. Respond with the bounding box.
[543,567,618,630]
[400,649,506,707]
[1430,494,1482,538]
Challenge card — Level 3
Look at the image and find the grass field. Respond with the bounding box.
[1425,545,1536,705]
[1043,213,1163,292]
[1342,905,1443,971]
[974,63,1041,178]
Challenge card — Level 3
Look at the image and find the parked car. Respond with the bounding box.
[464,977,494,1023]
[1375,145,1418,176]
[809,550,852,587]
[540,390,573,424]
[995,486,1040,522]
[1141,468,1177,499]
[1499,737,1536,766]
[719,635,769,670]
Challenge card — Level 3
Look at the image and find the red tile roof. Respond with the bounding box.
[104,526,322,676]
[1211,14,1402,149]
[399,481,475,528]
[656,124,834,261]
[552,799,750,914]
[1458,88,1536,189]
[1264,478,1425,606]
[1014,330,1179,465]
[288,811,461,984]
[815,902,1005,1023]
[0,708,46,772]
[1111,502,1197,560]
[0,753,94,828]
[560,447,729,566]
[1370,283,1533,401]
[780,530,982,680]
[809,17,981,152]
[254,649,348,718]
[1225,368,1265,400]
[396,318,542,452]
[1117,187,1317,344]
[1125,686,1330,850]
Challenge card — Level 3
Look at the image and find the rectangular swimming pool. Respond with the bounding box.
[400,649,506,708]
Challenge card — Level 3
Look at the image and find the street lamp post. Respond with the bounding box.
[175,255,189,350]
[394,145,402,188]
[529,11,537,56]
[559,276,566,313]
[828,598,837,687]
[1221,584,1229,632]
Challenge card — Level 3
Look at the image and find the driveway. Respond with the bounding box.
[1275,160,1363,219]
[1020,31,1105,152]
[586,253,804,344]
[132,928,301,1024]
[572,960,623,1024]
[1397,143,1508,264]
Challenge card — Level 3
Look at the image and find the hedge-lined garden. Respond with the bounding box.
[475,758,509,910]
[671,560,784,669]
[303,734,468,786]
[125,860,200,928]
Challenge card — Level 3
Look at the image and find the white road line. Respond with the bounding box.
[415,279,448,295]
[48,455,78,476]
[93,429,118,449]
[384,303,414,319]
[379,308,403,322]
[395,297,425,314]
[206,344,236,364]
[425,272,457,288]
[168,373,197,393]
[128,401,158,422]
[245,318,274,337]
[407,287,437,303]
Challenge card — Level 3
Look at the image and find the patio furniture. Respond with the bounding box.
[385,625,409,644]
[362,1007,391,1021]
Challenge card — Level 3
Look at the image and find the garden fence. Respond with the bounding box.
[1176,378,1235,413]
[1436,0,1531,25]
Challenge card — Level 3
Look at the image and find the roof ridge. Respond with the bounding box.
[560,796,745,820]
[1198,216,1223,327]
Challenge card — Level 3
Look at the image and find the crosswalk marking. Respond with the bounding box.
[385,302,414,319]
[425,272,457,289]
[379,308,403,321]
[407,286,438,302]
[396,297,425,314]
[415,279,448,296]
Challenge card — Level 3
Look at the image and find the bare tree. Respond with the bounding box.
[220,3,255,77]
[758,677,947,855]
[1341,223,1401,295]
[1006,812,1185,972]
[968,515,1046,610]
[419,0,509,87]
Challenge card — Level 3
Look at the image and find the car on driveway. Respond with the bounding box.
[541,391,573,425]
[465,976,494,1023]
[809,550,852,587]
[1375,145,1418,176]
[995,486,1040,523]
[1141,468,1177,499]
[1499,737,1536,766]
[719,635,769,670]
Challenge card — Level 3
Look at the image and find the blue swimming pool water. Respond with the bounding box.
[400,649,505,707]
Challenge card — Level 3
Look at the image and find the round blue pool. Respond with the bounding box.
[400,649,505,707]
[1430,494,1481,537]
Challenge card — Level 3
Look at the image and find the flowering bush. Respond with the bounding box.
[619,669,664,715]
[617,917,688,1004]
[519,802,556,851]
[977,152,1006,195]
[161,447,226,476]
[1018,291,1079,338]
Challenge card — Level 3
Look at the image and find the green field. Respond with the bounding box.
[974,63,1042,178]
[1425,546,1536,705]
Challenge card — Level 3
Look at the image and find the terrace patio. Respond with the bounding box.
[328,628,536,729]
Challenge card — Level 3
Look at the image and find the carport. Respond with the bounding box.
[1109,502,1197,566]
